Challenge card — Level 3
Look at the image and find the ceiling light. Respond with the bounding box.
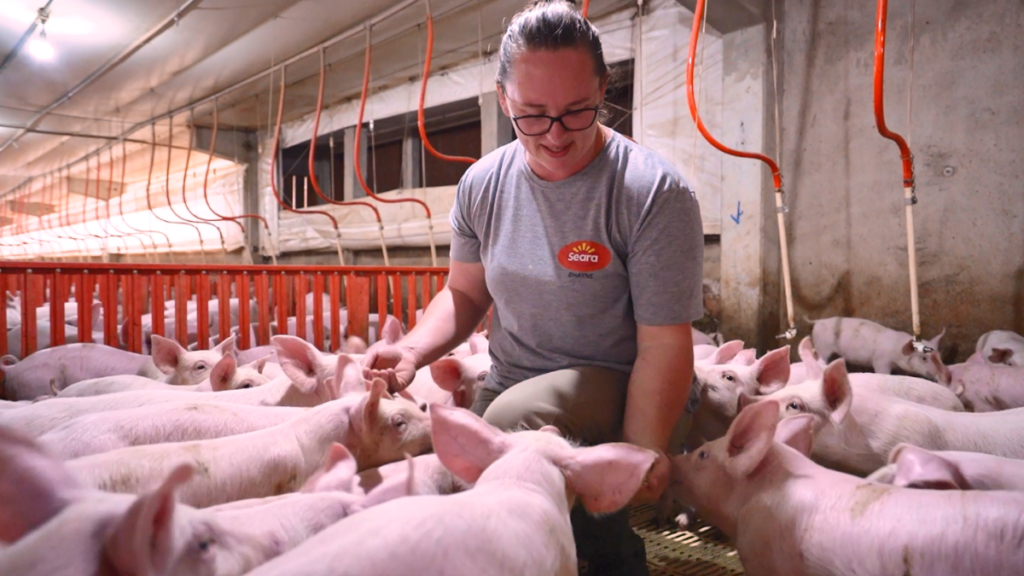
[27,30,54,61]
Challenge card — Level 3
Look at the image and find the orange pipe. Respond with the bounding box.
[415,9,476,166]
[116,141,171,253]
[306,49,388,227]
[102,147,148,253]
[176,113,227,251]
[268,68,347,261]
[874,0,914,187]
[582,0,590,18]
[355,30,434,217]
[145,123,204,253]
[687,0,782,190]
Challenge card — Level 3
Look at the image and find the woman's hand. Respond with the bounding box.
[360,342,420,393]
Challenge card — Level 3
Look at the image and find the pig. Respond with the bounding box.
[693,340,744,365]
[690,327,716,346]
[866,443,1024,491]
[338,453,469,498]
[404,352,492,409]
[0,340,342,436]
[931,352,1024,411]
[244,404,657,576]
[753,358,1024,476]
[444,332,490,360]
[151,334,238,385]
[787,336,827,385]
[56,355,271,398]
[5,322,80,359]
[197,446,416,576]
[732,348,757,366]
[686,345,791,447]
[0,338,235,400]
[667,400,1024,576]
[808,316,945,378]
[67,361,432,507]
[976,330,1024,366]
[237,344,278,365]
[0,427,230,576]
[40,402,306,459]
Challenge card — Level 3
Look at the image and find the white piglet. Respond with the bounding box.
[809,316,944,379]
[867,443,1024,492]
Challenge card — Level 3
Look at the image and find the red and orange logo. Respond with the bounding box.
[557,240,612,272]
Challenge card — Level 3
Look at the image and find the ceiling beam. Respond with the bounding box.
[673,0,765,33]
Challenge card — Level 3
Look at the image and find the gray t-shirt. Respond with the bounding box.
[450,130,704,391]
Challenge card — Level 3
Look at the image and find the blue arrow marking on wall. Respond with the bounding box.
[730,201,744,225]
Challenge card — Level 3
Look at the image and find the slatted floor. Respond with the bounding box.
[628,505,745,576]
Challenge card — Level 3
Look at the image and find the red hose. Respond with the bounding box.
[176,114,228,250]
[415,11,476,166]
[874,0,914,187]
[117,140,171,251]
[306,49,388,226]
[687,0,782,190]
[582,0,590,18]
[268,69,344,233]
[145,123,204,251]
[200,102,277,248]
[357,30,435,220]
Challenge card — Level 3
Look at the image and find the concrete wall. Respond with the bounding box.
[780,0,1024,359]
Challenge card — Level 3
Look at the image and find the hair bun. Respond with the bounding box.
[529,0,578,7]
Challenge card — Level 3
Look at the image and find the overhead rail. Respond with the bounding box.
[306,48,391,266]
[874,0,922,345]
[268,69,346,265]
[687,0,796,340]
[202,101,278,265]
[356,28,436,265]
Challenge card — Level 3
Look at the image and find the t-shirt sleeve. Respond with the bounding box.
[627,179,705,326]
[448,174,482,263]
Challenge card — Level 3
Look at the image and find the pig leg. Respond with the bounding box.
[871,358,893,375]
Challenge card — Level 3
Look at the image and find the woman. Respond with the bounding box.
[362,1,704,574]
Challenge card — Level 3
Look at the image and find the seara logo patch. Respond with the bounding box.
[557,240,612,272]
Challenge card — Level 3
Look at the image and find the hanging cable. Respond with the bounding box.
[77,156,109,254]
[687,0,796,339]
[179,111,228,255]
[102,147,151,260]
[306,47,389,265]
[417,1,476,165]
[146,123,200,263]
[362,26,436,265]
[162,118,211,262]
[116,140,169,261]
[201,100,278,264]
[268,67,346,265]
[57,167,87,257]
[874,0,921,344]
[93,153,131,257]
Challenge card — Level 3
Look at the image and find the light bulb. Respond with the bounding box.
[28,31,55,61]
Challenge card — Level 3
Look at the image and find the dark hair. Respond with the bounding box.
[496,0,608,87]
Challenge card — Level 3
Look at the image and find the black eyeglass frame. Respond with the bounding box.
[508,106,603,136]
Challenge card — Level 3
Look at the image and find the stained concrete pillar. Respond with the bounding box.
[480,91,514,155]
[403,134,422,189]
[718,23,779,351]
[343,126,368,200]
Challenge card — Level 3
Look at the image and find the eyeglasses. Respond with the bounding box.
[509,106,602,136]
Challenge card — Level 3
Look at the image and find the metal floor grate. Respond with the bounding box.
[628,505,745,576]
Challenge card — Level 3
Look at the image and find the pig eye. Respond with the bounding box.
[723,374,736,382]
[391,415,408,432]
[476,372,488,382]
[787,401,801,412]
[698,450,709,460]
[195,363,208,372]
[239,382,253,389]
[197,538,215,553]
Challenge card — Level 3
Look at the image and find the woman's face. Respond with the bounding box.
[498,48,607,182]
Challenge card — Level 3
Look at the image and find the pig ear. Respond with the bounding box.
[723,400,779,478]
[213,334,237,357]
[272,335,324,394]
[989,348,1014,365]
[798,338,825,378]
[754,346,791,394]
[0,427,81,543]
[927,328,946,349]
[355,379,388,434]
[773,415,816,457]
[105,463,193,576]
[540,425,562,436]
[150,335,185,375]
[335,355,365,397]
[733,349,757,366]
[243,355,271,375]
[561,443,658,514]
[736,392,758,414]
[381,315,403,344]
[429,404,509,484]
[892,445,966,490]
[901,340,915,356]
[429,358,463,393]
[301,443,356,493]
[966,352,986,366]
[468,333,489,356]
[929,352,956,391]
[208,355,237,392]
[710,340,744,365]
[821,359,853,424]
